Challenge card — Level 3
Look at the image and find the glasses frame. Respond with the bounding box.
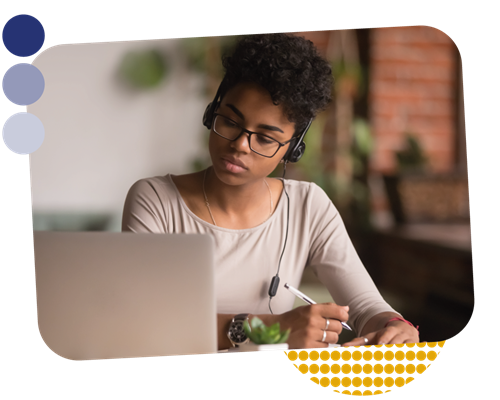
[212,113,296,158]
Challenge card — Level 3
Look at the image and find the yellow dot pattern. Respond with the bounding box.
[287,341,445,395]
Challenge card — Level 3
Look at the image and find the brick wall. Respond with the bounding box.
[368,26,458,174]
[367,27,461,218]
[297,28,461,218]
[298,28,459,174]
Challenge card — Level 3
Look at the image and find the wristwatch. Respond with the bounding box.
[227,313,250,347]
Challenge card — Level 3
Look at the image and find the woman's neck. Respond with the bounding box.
[203,166,272,221]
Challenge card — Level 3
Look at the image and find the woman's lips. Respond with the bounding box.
[223,156,247,168]
[221,158,247,173]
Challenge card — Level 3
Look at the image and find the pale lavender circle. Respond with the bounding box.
[2,112,45,154]
[3,63,45,105]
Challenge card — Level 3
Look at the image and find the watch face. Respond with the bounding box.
[229,321,247,343]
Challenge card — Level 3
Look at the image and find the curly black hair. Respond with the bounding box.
[220,33,333,136]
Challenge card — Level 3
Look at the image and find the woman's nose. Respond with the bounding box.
[230,131,251,153]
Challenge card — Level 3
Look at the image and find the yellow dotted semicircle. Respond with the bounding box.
[287,340,446,394]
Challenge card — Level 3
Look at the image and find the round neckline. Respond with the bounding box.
[166,174,287,234]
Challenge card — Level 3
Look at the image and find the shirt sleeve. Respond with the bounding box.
[121,178,167,234]
[305,182,400,335]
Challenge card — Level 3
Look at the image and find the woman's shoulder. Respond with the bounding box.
[133,174,170,185]
[170,171,203,195]
[127,174,175,197]
[278,178,325,198]
[280,178,338,214]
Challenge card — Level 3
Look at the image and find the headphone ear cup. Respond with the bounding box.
[289,142,306,163]
[283,138,302,163]
[202,102,213,129]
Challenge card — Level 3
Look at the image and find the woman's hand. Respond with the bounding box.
[264,303,349,349]
[342,319,419,347]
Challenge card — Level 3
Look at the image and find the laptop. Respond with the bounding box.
[33,231,216,360]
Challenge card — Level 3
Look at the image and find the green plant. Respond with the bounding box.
[179,36,238,76]
[119,49,168,89]
[242,317,290,345]
[395,133,427,173]
[331,59,366,98]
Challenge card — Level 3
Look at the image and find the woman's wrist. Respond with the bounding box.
[384,317,419,331]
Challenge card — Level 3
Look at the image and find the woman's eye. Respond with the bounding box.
[223,118,237,127]
[256,135,274,144]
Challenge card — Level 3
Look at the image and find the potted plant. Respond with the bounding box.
[383,134,469,224]
[236,317,290,352]
[383,133,426,224]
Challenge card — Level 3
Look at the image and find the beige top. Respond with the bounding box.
[121,174,399,334]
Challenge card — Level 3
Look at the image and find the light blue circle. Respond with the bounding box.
[2,112,45,154]
[3,63,45,105]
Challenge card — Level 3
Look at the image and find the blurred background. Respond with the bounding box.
[29,27,472,344]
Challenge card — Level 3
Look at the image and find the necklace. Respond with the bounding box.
[202,167,273,227]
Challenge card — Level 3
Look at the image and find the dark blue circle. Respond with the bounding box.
[3,15,45,57]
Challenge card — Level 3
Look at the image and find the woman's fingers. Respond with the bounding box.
[310,303,350,336]
[342,324,420,347]
[317,330,339,346]
[281,303,350,349]
[319,317,343,334]
[343,329,398,347]
[342,332,377,347]
[317,303,350,323]
[368,326,406,345]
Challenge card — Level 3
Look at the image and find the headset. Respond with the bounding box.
[203,79,313,313]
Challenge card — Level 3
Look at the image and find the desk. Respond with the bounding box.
[217,343,342,354]
[367,223,473,342]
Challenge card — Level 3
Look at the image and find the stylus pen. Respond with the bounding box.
[284,283,352,331]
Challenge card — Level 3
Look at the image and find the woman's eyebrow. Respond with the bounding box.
[225,103,284,134]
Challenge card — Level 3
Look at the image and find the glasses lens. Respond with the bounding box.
[214,115,241,140]
[213,115,280,157]
[250,134,280,157]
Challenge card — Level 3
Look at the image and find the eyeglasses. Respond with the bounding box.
[212,113,296,158]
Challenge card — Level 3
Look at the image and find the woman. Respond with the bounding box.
[122,33,419,350]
